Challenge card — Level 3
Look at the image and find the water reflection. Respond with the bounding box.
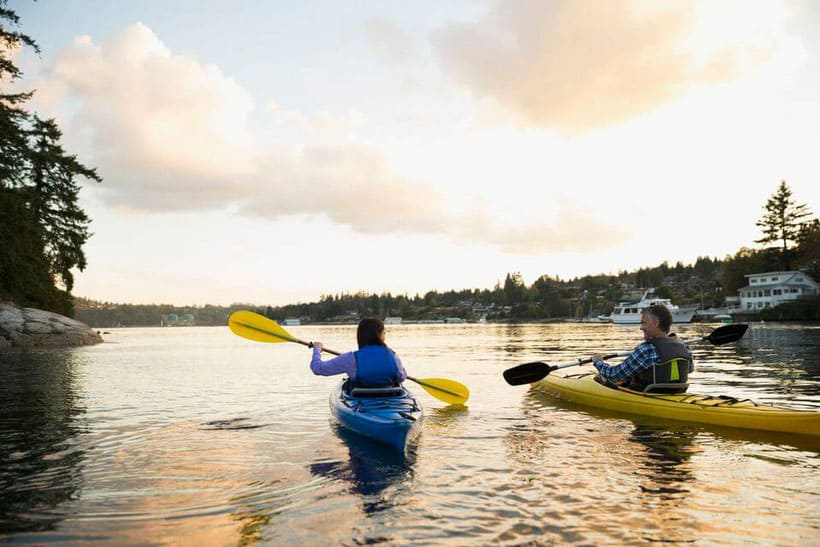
[2,324,818,544]
[630,425,696,497]
[0,350,87,533]
[503,391,703,543]
[693,325,820,404]
[310,425,414,501]
[424,404,470,432]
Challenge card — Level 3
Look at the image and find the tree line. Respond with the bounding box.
[74,180,818,327]
[1,3,101,316]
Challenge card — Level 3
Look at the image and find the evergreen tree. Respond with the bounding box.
[28,116,101,291]
[755,181,812,269]
[795,219,820,280]
[0,2,101,314]
[1,2,37,190]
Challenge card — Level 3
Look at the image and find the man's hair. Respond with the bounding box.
[357,318,385,347]
[643,304,673,332]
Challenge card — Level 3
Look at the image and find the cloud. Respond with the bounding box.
[454,202,631,254]
[35,23,256,209]
[241,145,447,234]
[364,19,414,65]
[31,21,628,255]
[431,0,792,134]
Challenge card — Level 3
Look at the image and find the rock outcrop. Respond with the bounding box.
[0,303,103,349]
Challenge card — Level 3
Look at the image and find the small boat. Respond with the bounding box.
[533,371,820,436]
[609,290,696,324]
[329,380,423,453]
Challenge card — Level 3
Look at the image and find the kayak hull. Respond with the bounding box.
[329,380,423,452]
[533,371,820,437]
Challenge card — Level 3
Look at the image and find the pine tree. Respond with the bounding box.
[0,1,37,190]
[0,1,102,313]
[755,181,812,270]
[28,116,101,291]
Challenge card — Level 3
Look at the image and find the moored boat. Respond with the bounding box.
[329,380,423,452]
[609,290,696,324]
[533,371,820,436]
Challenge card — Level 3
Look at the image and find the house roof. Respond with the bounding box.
[744,270,800,278]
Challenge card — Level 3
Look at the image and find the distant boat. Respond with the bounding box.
[385,317,402,325]
[283,318,301,326]
[609,290,696,325]
[596,315,613,323]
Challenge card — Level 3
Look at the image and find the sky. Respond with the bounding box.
[9,0,820,306]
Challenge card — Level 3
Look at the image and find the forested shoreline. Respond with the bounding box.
[74,247,819,328]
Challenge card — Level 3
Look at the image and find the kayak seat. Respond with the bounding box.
[349,386,405,398]
[644,382,689,394]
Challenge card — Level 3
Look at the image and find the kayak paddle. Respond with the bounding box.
[502,323,749,386]
[228,310,470,404]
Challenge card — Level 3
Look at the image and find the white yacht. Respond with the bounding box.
[608,290,697,325]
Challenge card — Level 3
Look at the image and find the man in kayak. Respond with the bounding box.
[310,318,408,387]
[591,304,693,393]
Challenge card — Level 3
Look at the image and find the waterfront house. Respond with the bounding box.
[737,271,820,312]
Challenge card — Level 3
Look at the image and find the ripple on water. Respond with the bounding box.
[1,324,818,544]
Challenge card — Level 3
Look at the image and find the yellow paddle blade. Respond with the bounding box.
[228,310,304,345]
[408,376,470,405]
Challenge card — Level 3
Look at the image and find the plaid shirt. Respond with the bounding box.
[593,342,661,383]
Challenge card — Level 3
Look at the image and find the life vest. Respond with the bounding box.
[353,345,400,388]
[626,335,693,393]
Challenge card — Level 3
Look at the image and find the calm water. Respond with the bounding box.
[1,323,819,545]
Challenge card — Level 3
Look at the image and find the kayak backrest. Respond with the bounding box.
[349,386,405,398]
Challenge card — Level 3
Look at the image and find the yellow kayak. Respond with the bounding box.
[533,371,820,437]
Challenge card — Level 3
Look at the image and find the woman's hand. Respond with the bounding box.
[312,341,324,351]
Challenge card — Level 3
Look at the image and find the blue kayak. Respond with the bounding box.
[329,380,423,453]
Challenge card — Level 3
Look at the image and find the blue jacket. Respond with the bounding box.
[354,345,400,387]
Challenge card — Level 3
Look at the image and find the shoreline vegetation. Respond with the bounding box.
[73,256,820,328]
[70,181,819,328]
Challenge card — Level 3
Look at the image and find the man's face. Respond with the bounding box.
[640,312,663,340]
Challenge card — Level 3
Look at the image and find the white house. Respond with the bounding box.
[737,271,820,312]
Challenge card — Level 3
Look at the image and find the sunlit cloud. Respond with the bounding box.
[34,23,256,209]
[431,0,797,135]
[30,21,628,254]
[241,145,447,235]
[455,203,631,254]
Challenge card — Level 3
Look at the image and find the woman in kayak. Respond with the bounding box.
[591,304,693,393]
[309,317,408,388]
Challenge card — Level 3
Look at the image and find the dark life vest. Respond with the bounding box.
[626,334,693,392]
[353,345,400,388]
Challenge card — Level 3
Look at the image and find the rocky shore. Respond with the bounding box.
[0,303,103,349]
